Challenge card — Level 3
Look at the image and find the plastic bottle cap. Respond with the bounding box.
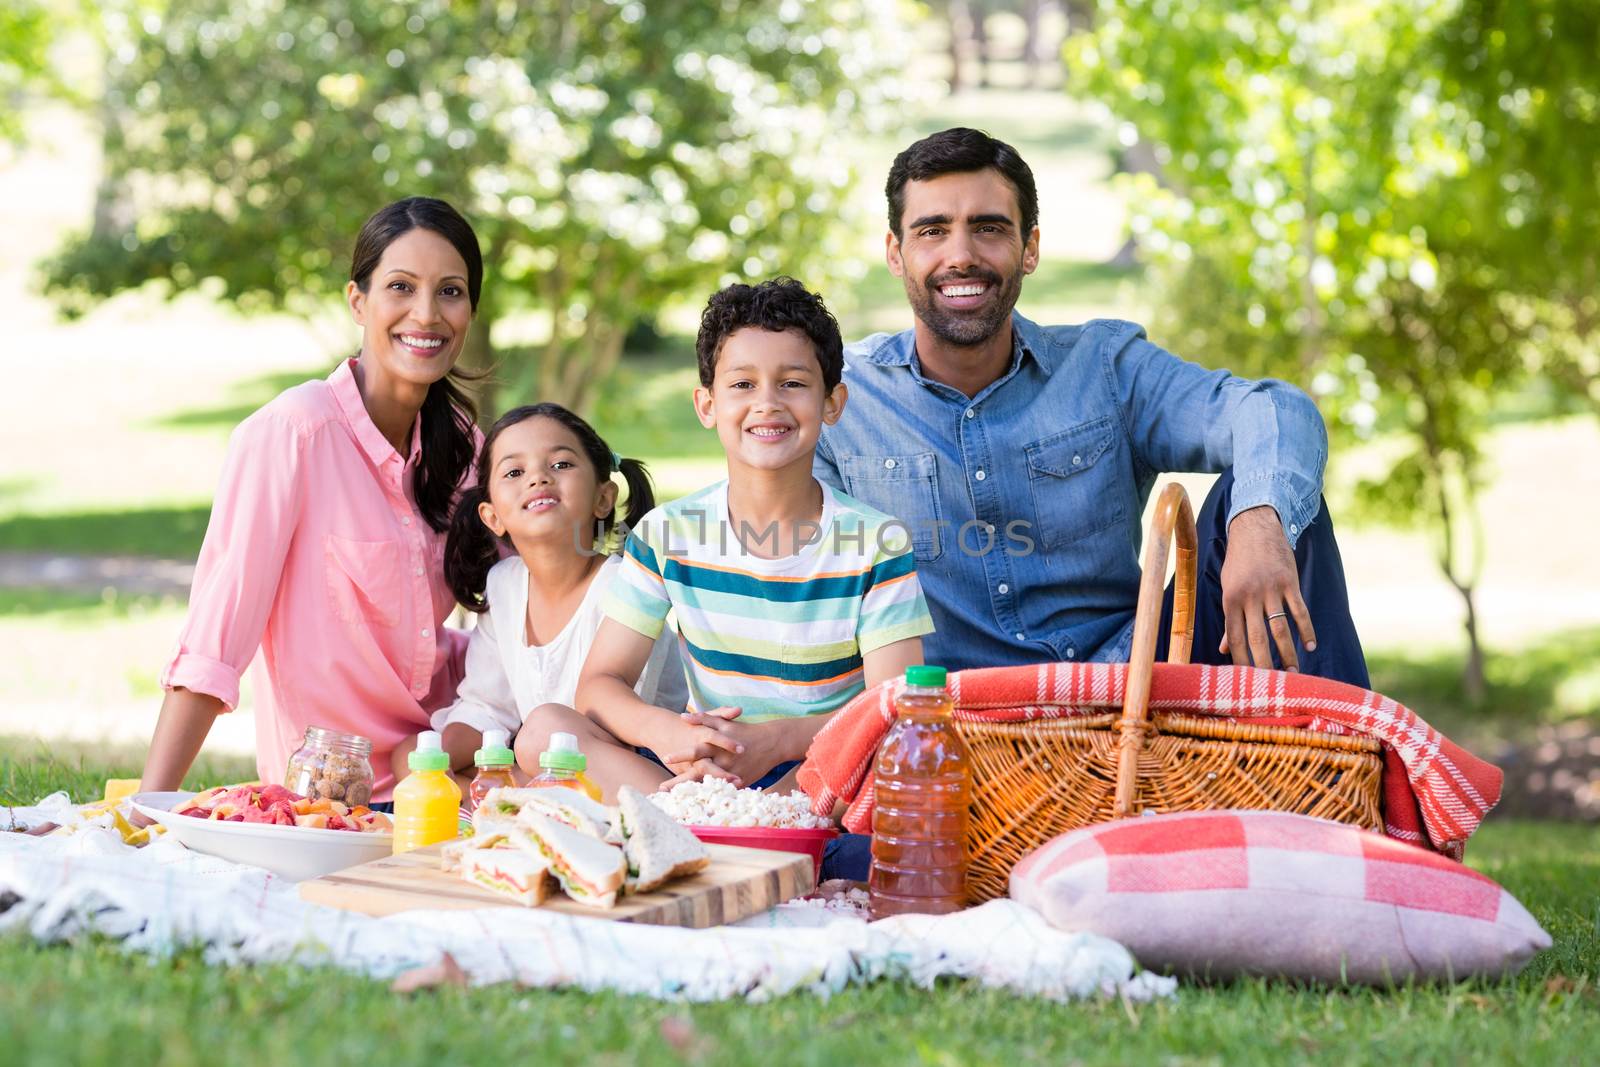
[409,730,450,772]
[904,665,948,688]
[474,728,515,767]
[539,731,587,772]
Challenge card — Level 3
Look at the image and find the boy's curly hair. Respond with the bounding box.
[695,277,844,392]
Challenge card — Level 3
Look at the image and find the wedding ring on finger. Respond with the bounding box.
[1267,611,1289,622]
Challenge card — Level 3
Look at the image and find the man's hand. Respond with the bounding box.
[1219,505,1318,671]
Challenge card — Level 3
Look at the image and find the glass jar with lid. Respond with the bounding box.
[284,726,375,808]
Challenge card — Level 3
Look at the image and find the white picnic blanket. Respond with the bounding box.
[0,797,1175,1003]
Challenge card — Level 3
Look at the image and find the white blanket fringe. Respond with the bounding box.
[0,822,1175,1004]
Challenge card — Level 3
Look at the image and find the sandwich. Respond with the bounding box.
[457,831,552,906]
[509,786,614,840]
[615,785,711,893]
[441,830,514,873]
[520,812,627,908]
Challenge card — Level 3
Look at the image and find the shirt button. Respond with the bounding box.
[984,523,995,535]
[1290,523,1300,535]
[884,458,897,470]
[414,566,425,577]
[997,583,1009,594]
[964,408,975,419]
[1014,632,1026,641]
[1072,454,1082,466]
[1066,647,1076,659]
[974,469,986,481]
[401,516,412,526]
[421,628,431,638]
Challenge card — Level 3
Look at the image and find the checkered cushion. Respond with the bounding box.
[1009,811,1549,983]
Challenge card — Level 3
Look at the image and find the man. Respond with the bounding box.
[814,127,1368,686]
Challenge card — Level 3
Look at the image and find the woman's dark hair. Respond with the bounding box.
[695,277,844,392]
[349,196,484,535]
[444,403,656,611]
[885,127,1038,240]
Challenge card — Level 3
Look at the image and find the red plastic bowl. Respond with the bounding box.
[689,825,838,882]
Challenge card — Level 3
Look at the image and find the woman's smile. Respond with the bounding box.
[394,330,448,358]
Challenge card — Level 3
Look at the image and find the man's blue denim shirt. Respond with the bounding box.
[814,313,1328,672]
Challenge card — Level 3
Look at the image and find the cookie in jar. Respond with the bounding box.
[283,727,375,808]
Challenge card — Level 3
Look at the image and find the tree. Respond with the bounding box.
[1068,0,1541,701]
[45,0,907,412]
[1431,0,1600,418]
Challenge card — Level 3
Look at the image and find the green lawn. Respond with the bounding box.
[1,743,1597,1066]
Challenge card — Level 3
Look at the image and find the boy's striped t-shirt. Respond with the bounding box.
[602,480,935,722]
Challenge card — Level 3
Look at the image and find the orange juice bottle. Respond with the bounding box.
[530,731,602,803]
[869,665,971,918]
[393,730,461,853]
[467,729,517,812]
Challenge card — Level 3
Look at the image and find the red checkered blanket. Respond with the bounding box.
[796,662,1503,859]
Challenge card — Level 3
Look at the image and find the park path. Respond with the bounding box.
[0,550,193,599]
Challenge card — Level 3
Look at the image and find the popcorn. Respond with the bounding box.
[650,778,830,829]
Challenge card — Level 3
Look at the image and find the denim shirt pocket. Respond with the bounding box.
[1024,417,1123,549]
[325,534,403,628]
[838,450,944,563]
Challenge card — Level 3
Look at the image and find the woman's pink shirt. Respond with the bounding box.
[160,359,473,801]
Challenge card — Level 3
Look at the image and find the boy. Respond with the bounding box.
[535,277,934,797]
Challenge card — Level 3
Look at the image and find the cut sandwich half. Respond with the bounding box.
[510,786,614,840]
[615,785,711,893]
[459,835,552,906]
[521,812,627,908]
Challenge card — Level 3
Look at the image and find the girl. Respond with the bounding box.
[140,197,484,801]
[397,404,686,787]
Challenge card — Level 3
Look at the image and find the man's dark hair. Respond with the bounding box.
[885,127,1038,239]
[695,277,844,391]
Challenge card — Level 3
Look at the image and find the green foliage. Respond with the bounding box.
[1066,0,1599,692]
[1431,0,1600,414]
[45,0,911,410]
[0,0,59,143]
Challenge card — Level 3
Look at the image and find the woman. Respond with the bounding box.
[140,197,484,802]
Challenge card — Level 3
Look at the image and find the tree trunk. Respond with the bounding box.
[88,73,134,247]
[946,2,967,94]
[1456,581,1488,705]
[1424,419,1490,705]
[1022,0,1044,87]
[460,309,497,416]
[971,4,990,89]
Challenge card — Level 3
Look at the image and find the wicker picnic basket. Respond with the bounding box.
[956,483,1385,903]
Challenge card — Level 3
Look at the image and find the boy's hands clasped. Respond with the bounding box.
[657,706,786,790]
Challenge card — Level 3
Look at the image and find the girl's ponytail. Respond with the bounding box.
[443,484,500,612]
[613,456,656,541]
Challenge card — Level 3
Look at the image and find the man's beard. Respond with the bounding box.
[905,267,1023,347]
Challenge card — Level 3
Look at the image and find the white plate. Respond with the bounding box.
[132,790,394,882]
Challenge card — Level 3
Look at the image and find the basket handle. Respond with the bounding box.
[1112,481,1197,818]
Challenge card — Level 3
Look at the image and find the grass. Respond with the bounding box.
[0,586,180,620]
[0,504,214,561]
[1368,625,1600,748]
[1,740,1597,1065]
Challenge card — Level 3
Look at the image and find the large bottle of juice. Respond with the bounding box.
[869,665,971,918]
[393,730,462,853]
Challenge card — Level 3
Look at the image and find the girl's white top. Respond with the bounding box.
[431,555,687,736]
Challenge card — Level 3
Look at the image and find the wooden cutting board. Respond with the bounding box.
[298,841,814,928]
